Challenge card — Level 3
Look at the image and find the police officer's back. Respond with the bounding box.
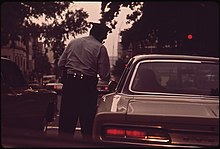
[58,23,110,139]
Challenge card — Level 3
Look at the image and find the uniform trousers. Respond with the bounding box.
[58,73,98,139]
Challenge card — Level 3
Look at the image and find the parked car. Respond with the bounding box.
[42,75,56,86]
[1,57,58,132]
[93,54,219,148]
[45,78,63,95]
[97,76,110,96]
[28,79,43,89]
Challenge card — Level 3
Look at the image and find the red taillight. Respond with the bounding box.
[105,128,145,138]
[106,128,125,136]
[126,130,145,138]
[104,127,170,143]
[104,86,108,90]
[53,85,57,90]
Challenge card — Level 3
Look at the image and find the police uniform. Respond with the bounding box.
[58,34,110,139]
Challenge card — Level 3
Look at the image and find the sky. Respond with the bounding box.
[34,2,133,60]
[70,2,133,57]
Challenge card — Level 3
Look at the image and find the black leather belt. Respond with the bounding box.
[67,72,97,81]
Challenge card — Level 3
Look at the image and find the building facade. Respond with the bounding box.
[1,37,35,76]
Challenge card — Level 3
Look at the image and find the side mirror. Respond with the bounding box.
[108,80,118,92]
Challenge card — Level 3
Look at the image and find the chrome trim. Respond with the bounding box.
[109,93,219,104]
[128,59,218,96]
[142,59,202,63]
[98,138,209,148]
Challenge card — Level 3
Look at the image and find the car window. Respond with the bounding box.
[131,61,219,96]
[1,59,27,88]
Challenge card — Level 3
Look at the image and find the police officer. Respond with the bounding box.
[58,23,110,139]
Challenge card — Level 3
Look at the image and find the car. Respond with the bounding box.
[97,77,110,96]
[42,74,56,86]
[28,79,43,89]
[93,54,219,148]
[44,78,63,95]
[1,57,58,132]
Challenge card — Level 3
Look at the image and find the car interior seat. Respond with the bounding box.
[133,68,164,92]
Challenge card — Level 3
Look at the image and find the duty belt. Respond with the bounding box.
[67,72,97,80]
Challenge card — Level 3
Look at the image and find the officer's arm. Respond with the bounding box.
[58,43,71,69]
[98,46,110,82]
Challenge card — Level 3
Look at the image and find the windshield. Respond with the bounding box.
[131,61,219,96]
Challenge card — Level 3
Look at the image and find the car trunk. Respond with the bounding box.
[126,95,219,132]
[125,95,219,146]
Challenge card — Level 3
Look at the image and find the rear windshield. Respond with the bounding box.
[131,61,219,96]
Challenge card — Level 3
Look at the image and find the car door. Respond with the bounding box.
[1,58,49,129]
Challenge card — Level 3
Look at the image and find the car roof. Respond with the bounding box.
[1,57,11,61]
[1,57,18,65]
[132,54,219,64]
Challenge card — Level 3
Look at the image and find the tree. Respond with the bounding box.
[100,2,143,31]
[35,53,51,75]
[100,1,219,57]
[1,2,90,58]
[112,58,126,78]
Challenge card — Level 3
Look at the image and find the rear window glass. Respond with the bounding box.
[131,61,219,96]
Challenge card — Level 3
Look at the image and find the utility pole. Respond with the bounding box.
[117,21,123,58]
